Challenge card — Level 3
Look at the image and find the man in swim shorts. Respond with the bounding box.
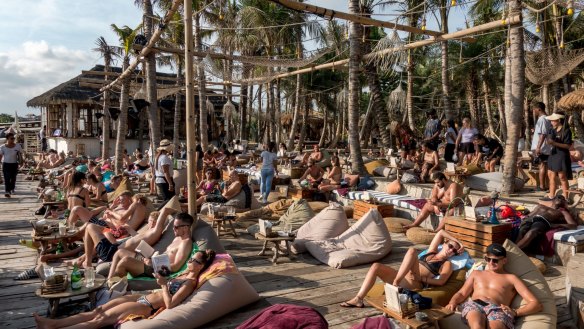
[446,244,542,329]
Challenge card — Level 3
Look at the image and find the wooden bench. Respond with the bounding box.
[353,200,394,220]
[444,216,512,257]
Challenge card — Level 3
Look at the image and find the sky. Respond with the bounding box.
[0,0,466,117]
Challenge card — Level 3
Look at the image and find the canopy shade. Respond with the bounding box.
[557,88,584,112]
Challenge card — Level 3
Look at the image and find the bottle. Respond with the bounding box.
[71,264,82,290]
[173,157,178,170]
[63,209,70,219]
[56,241,64,254]
[56,190,63,201]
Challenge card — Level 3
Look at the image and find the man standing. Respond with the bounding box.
[531,102,552,192]
[39,125,47,154]
[446,243,542,329]
[0,133,23,197]
[424,109,442,151]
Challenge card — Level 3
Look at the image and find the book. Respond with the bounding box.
[151,252,171,274]
[135,240,155,259]
[384,283,402,313]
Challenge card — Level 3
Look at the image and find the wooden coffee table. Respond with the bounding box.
[35,274,106,318]
[201,215,238,238]
[444,216,512,257]
[255,233,295,264]
[365,295,453,329]
[31,224,82,254]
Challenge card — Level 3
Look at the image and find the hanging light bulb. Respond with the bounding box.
[535,22,540,33]
[421,18,427,31]
[451,0,456,6]
[568,0,574,15]
[560,41,565,49]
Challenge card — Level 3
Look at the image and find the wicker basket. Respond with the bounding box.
[383,217,412,234]
[383,299,419,318]
[406,227,436,245]
[41,274,68,294]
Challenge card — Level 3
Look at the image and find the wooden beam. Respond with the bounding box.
[100,0,182,92]
[82,70,239,86]
[268,0,476,43]
[185,0,197,216]
[244,15,521,83]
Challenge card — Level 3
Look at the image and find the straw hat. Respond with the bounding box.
[157,139,173,152]
[546,113,565,121]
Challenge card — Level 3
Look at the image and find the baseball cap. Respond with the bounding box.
[486,243,507,257]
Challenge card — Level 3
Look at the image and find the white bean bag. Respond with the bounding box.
[465,172,525,192]
[291,202,350,254]
[438,240,557,329]
[305,209,392,268]
[120,271,259,329]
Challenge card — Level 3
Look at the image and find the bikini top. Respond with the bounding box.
[167,279,189,295]
[419,252,445,277]
[68,188,87,207]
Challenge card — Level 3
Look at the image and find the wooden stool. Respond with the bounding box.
[210,216,237,238]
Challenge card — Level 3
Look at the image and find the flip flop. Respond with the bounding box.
[14,268,39,280]
[340,300,364,308]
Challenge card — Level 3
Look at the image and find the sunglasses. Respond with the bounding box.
[446,243,459,255]
[188,257,203,265]
[484,256,503,264]
[173,224,189,229]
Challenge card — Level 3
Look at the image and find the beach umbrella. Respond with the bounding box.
[557,88,584,112]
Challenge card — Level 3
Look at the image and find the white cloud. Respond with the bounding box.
[0,41,94,112]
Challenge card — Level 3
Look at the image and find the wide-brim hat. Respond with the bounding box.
[546,113,565,121]
[157,139,173,152]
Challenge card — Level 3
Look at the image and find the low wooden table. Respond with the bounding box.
[365,295,453,329]
[36,274,106,318]
[444,216,512,257]
[254,233,295,264]
[201,215,237,238]
[31,225,81,254]
[353,200,394,220]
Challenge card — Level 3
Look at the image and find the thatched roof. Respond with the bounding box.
[558,88,584,112]
[26,65,181,108]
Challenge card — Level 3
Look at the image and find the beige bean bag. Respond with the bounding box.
[406,227,435,245]
[120,270,259,329]
[305,209,392,268]
[172,169,187,193]
[291,202,350,254]
[272,199,315,231]
[438,240,557,329]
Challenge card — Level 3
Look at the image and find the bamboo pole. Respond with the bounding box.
[268,0,476,42]
[79,77,226,92]
[185,0,197,217]
[100,0,182,92]
[82,70,239,85]
[244,15,521,83]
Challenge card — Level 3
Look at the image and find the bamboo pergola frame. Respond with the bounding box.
[268,0,476,43]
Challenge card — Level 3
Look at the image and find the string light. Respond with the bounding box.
[567,0,574,15]
[535,14,540,33]
[421,2,427,31]
[451,0,456,6]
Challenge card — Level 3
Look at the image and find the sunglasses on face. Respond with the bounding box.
[446,243,459,255]
[484,256,502,264]
[188,257,203,265]
[173,224,189,230]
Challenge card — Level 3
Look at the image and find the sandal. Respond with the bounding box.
[340,300,364,308]
[14,268,39,280]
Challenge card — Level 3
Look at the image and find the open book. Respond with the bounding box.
[151,252,171,275]
[135,240,155,259]
[384,283,402,313]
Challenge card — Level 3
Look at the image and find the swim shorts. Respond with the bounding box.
[462,299,514,329]
[95,238,119,262]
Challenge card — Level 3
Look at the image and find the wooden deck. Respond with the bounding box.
[0,177,578,328]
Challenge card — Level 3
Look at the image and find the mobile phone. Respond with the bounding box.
[473,299,489,307]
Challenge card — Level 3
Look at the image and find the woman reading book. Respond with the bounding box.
[34,249,216,329]
[340,230,464,308]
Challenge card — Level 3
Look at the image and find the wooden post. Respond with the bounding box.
[184,0,197,217]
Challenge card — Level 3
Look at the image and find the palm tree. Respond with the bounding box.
[347,0,365,174]
[92,36,121,160]
[111,24,140,174]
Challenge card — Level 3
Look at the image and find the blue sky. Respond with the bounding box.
[0,0,468,116]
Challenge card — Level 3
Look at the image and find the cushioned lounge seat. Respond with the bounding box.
[235,304,328,329]
[438,240,557,329]
[272,199,315,232]
[364,160,391,178]
[305,209,392,268]
[465,172,525,192]
[333,190,421,212]
[291,202,349,254]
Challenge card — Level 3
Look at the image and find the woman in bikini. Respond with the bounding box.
[318,156,343,192]
[419,141,439,183]
[340,230,463,308]
[86,173,108,205]
[67,171,91,210]
[196,168,217,196]
[34,249,217,329]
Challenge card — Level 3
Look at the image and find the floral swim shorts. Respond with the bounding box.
[461,299,514,329]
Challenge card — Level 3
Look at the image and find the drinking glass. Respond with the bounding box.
[207,203,214,219]
[43,266,55,279]
[85,267,95,288]
[284,223,292,234]
[228,206,235,216]
[58,223,66,236]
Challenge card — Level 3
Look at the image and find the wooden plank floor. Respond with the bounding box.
[0,177,578,328]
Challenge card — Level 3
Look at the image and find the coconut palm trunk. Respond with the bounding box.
[348,0,365,174]
[501,0,525,195]
[194,12,208,150]
[115,57,131,174]
[143,0,161,149]
[287,73,302,150]
[439,1,452,120]
[239,81,248,140]
[173,67,183,155]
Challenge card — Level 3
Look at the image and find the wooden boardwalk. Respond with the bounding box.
[0,178,578,328]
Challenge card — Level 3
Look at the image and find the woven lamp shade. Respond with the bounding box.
[383,217,412,234]
[557,88,584,112]
[406,227,436,245]
[529,257,547,274]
